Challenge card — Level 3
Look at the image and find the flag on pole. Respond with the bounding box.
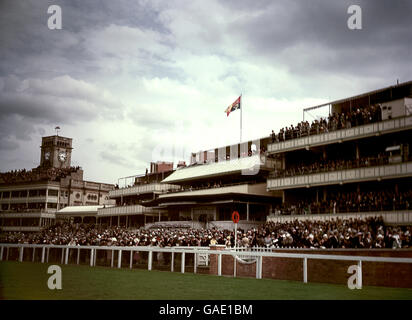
[225,96,241,117]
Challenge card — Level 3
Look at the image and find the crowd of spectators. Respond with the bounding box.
[271,153,390,178]
[0,166,81,184]
[2,216,411,249]
[271,105,382,143]
[275,189,411,215]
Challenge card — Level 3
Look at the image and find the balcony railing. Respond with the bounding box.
[109,183,181,198]
[97,204,159,217]
[267,161,412,190]
[267,210,412,225]
[267,115,412,154]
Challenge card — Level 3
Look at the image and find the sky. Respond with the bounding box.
[0,0,411,184]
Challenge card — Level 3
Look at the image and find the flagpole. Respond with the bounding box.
[240,93,242,143]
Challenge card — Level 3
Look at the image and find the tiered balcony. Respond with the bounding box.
[109,183,181,199]
[267,161,412,190]
[97,204,160,217]
[268,115,412,154]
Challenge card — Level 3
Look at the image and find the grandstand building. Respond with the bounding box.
[266,80,412,225]
[0,135,114,232]
[101,139,282,230]
[103,80,412,230]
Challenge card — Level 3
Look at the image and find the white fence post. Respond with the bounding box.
[130,250,133,269]
[19,247,24,262]
[111,250,114,268]
[148,250,153,271]
[6,247,9,261]
[358,260,363,289]
[32,247,36,262]
[118,250,122,269]
[181,252,185,274]
[46,247,50,263]
[0,245,3,261]
[171,251,175,272]
[61,248,64,264]
[90,248,94,267]
[77,248,80,265]
[258,256,263,279]
[93,248,96,266]
[218,253,222,276]
[194,252,197,274]
[41,247,45,263]
[65,247,69,265]
[303,257,308,283]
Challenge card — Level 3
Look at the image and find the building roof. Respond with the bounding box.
[304,80,412,112]
[56,205,114,216]
[161,155,262,184]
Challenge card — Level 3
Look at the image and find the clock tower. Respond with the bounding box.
[40,135,73,169]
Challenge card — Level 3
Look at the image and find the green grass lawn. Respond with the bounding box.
[1,261,411,300]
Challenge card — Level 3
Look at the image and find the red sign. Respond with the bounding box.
[232,211,240,224]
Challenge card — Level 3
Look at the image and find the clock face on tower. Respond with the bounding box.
[44,151,50,161]
[58,151,67,162]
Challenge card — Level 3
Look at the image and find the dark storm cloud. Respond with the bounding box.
[0,0,168,79]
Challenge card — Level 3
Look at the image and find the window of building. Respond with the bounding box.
[3,191,10,198]
[29,190,38,197]
[48,189,59,197]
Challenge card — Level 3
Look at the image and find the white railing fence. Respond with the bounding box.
[1,243,412,287]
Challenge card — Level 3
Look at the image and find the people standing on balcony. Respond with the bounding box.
[270,104,384,144]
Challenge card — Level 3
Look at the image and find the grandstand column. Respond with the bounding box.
[126,215,128,228]
[117,215,120,227]
[246,202,249,221]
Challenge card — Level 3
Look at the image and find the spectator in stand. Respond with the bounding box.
[270,105,383,144]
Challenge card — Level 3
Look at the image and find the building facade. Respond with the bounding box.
[0,135,115,232]
[266,80,412,225]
